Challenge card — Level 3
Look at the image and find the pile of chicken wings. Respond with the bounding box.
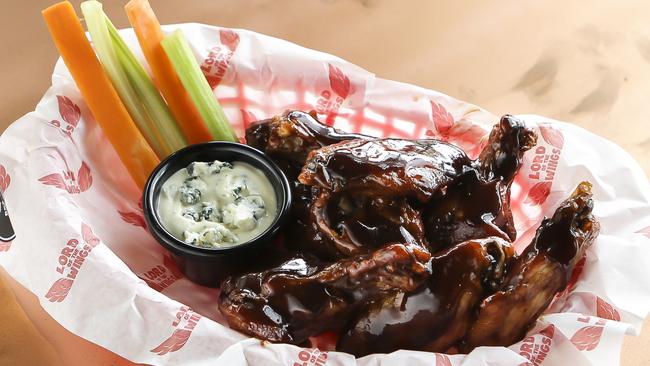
[217,111,599,357]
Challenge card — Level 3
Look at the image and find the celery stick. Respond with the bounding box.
[161,30,237,142]
[80,1,159,153]
[106,19,186,154]
[80,1,186,157]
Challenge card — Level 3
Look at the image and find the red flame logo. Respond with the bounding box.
[524,181,552,205]
[309,331,339,351]
[44,278,74,303]
[430,101,454,138]
[81,223,100,248]
[435,353,452,366]
[118,211,146,229]
[328,64,351,99]
[570,325,604,351]
[219,29,240,51]
[596,297,621,321]
[0,165,10,193]
[240,109,258,131]
[539,324,555,339]
[77,162,93,191]
[163,254,183,279]
[38,162,93,194]
[539,125,564,149]
[119,198,146,229]
[150,329,192,355]
[636,226,650,239]
[56,95,81,127]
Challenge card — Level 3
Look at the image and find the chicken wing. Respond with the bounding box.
[462,182,599,351]
[307,191,428,258]
[218,242,430,345]
[245,111,366,259]
[337,237,514,356]
[476,115,538,185]
[423,115,537,251]
[298,114,536,255]
[245,110,365,177]
[422,171,513,252]
[299,138,472,202]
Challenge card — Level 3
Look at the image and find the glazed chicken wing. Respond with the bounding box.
[298,115,534,201]
[246,110,366,178]
[462,182,599,351]
[337,237,514,357]
[297,137,472,258]
[338,182,598,356]
[299,138,472,202]
[308,192,427,258]
[297,114,536,256]
[423,115,537,251]
[245,111,367,259]
[476,114,538,185]
[218,242,430,345]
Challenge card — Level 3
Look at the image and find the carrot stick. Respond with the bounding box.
[125,0,212,144]
[42,1,159,189]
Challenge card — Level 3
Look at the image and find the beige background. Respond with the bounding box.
[0,0,648,365]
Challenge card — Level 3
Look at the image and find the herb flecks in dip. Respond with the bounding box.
[158,160,277,248]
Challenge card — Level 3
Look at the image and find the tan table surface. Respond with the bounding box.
[1,1,648,365]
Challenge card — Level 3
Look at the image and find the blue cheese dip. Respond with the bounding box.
[157,160,277,248]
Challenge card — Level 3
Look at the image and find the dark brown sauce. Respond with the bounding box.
[338,238,514,356]
[462,182,599,350]
[299,138,472,202]
[230,111,599,357]
[423,170,513,252]
[219,243,430,345]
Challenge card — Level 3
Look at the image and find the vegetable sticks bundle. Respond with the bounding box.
[125,0,212,145]
[162,30,238,143]
[42,0,238,189]
[42,2,158,189]
[81,0,187,159]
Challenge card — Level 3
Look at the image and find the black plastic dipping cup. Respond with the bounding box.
[142,141,292,287]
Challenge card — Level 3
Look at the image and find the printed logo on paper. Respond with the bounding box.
[38,161,93,194]
[140,254,183,292]
[425,102,487,154]
[426,101,455,139]
[524,124,565,206]
[44,223,101,302]
[517,324,555,365]
[201,29,240,89]
[48,95,81,136]
[571,316,606,351]
[151,306,201,355]
[118,198,146,229]
[636,226,650,239]
[316,64,353,123]
[292,348,328,366]
[0,165,14,252]
[435,353,452,366]
[570,316,606,351]
[596,297,621,321]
